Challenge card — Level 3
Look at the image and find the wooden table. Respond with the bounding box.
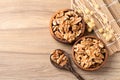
[0,0,120,80]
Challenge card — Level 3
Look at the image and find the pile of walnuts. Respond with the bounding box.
[51,9,84,43]
[51,49,68,67]
[73,37,107,69]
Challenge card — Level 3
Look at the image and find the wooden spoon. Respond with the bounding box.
[50,49,84,80]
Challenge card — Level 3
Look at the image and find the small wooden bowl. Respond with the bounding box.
[72,36,108,71]
[49,9,85,44]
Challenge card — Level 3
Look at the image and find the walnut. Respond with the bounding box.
[71,17,82,25]
[98,25,116,42]
[55,31,63,39]
[52,20,57,26]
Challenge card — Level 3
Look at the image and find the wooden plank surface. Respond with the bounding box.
[0,0,120,80]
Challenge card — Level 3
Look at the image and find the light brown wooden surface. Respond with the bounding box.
[0,0,120,80]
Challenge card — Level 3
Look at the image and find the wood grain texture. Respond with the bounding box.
[0,0,120,80]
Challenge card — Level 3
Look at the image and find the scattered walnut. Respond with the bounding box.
[73,37,106,69]
[51,49,68,67]
[98,28,104,33]
[98,26,116,42]
[51,9,84,43]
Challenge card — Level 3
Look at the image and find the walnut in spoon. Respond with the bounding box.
[50,49,84,80]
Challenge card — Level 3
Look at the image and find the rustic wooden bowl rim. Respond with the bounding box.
[49,9,85,44]
[72,36,108,71]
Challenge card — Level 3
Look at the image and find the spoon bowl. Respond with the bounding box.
[50,49,71,70]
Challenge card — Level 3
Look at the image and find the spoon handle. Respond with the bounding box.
[69,66,84,80]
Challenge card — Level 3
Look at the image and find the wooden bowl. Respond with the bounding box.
[72,36,108,71]
[49,9,85,44]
